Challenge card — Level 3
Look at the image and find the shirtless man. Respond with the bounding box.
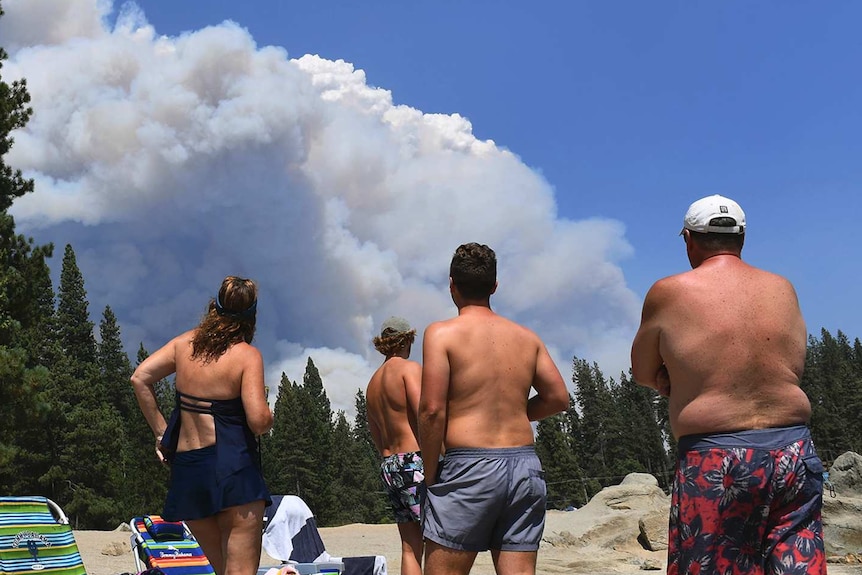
[366,316,424,575]
[419,242,569,575]
[631,195,825,575]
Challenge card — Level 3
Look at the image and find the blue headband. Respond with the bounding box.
[215,295,257,319]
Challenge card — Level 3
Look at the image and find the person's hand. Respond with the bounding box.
[155,435,168,466]
[656,365,671,397]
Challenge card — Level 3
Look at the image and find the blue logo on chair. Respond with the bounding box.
[27,539,45,570]
[12,531,50,571]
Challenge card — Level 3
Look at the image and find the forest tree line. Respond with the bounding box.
[2,232,860,528]
[2,8,861,528]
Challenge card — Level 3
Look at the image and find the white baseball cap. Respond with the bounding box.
[681,194,746,235]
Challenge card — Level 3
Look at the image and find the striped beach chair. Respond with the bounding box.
[0,496,86,575]
[129,515,215,575]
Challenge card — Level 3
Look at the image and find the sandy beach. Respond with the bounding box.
[73,511,862,575]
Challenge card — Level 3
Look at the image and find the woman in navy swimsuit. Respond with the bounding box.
[132,276,273,575]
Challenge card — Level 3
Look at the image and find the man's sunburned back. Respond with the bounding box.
[367,357,421,456]
[433,307,542,449]
[655,256,810,438]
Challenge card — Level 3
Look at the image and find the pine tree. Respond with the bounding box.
[328,411,382,525]
[43,248,126,527]
[535,401,585,508]
[262,373,314,497]
[297,358,336,523]
[18,242,58,368]
[0,1,34,213]
[56,245,97,377]
[352,389,388,523]
[98,307,158,520]
[99,306,135,416]
[125,344,170,517]
[613,372,672,488]
[0,0,44,474]
[0,236,55,492]
[353,388,375,456]
[803,329,862,461]
[137,343,174,419]
[572,358,615,493]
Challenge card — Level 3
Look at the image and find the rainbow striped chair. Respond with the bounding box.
[0,496,86,575]
[129,515,215,575]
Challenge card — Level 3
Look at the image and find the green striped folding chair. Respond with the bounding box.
[0,496,86,575]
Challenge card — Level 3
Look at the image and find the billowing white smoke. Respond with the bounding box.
[2,0,641,416]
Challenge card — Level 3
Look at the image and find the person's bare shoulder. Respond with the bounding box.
[385,356,419,374]
[644,272,691,306]
[424,317,458,341]
[234,341,263,362]
[169,330,196,355]
[504,318,544,347]
[173,329,196,344]
[761,267,798,291]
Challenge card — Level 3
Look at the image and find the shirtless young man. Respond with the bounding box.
[631,195,825,575]
[419,242,569,575]
[366,316,424,575]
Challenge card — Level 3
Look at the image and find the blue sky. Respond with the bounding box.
[2,1,860,413]
[135,0,862,335]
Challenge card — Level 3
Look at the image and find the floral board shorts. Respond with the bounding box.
[380,451,425,523]
[669,425,825,575]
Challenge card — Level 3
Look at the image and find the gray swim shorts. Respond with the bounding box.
[422,445,547,552]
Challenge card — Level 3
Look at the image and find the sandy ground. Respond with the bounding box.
[76,512,862,575]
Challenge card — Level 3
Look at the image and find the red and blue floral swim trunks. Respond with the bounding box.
[669,425,825,575]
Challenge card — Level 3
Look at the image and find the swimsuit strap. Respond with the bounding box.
[175,389,243,415]
[176,389,216,402]
[176,389,215,415]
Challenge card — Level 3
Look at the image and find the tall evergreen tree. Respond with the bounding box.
[572,358,615,494]
[298,358,337,523]
[535,402,585,508]
[613,372,672,488]
[0,0,44,473]
[0,236,55,491]
[125,343,170,517]
[353,388,374,456]
[803,329,862,461]
[328,411,384,525]
[99,306,135,416]
[56,245,97,377]
[42,248,126,527]
[262,373,314,497]
[99,306,155,520]
[137,343,174,419]
[352,389,388,523]
[0,0,34,213]
[18,242,57,368]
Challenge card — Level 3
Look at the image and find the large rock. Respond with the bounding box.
[544,473,670,555]
[829,452,862,498]
[542,463,862,567]
[824,451,862,556]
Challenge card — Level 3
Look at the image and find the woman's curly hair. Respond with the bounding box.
[191,276,258,363]
[372,329,416,357]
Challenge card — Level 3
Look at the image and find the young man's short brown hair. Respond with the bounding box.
[450,242,496,300]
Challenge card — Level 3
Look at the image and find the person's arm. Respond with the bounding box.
[130,335,181,462]
[418,323,449,485]
[403,360,422,439]
[631,281,670,396]
[240,346,273,436]
[527,341,569,421]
